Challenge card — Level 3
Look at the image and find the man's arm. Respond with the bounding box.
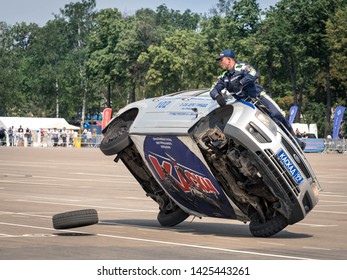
[209,71,228,99]
[236,64,259,86]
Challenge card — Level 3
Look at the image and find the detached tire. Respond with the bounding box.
[52,209,99,230]
[249,214,288,237]
[157,208,189,227]
[100,119,133,156]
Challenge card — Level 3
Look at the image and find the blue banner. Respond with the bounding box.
[302,138,325,153]
[288,105,298,124]
[332,106,345,139]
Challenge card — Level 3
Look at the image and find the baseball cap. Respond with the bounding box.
[215,49,235,60]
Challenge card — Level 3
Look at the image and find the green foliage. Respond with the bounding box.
[326,5,347,93]
[138,30,213,97]
[0,0,346,136]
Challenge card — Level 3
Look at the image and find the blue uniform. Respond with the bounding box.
[210,61,261,100]
[210,50,305,149]
[210,61,294,134]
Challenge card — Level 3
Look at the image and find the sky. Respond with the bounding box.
[0,0,279,27]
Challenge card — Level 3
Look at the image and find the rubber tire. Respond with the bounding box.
[249,214,288,237]
[157,208,189,227]
[100,119,133,156]
[52,209,99,230]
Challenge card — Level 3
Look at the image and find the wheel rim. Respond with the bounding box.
[104,123,129,144]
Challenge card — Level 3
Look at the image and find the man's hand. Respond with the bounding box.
[216,94,226,107]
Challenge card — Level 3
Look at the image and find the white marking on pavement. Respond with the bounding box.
[0,221,314,260]
[257,241,285,246]
[319,200,347,203]
[314,210,347,215]
[297,223,338,227]
[73,172,132,178]
[11,199,158,212]
[318,204,347,207]
[122,197,150,200]
[320,194,347,198]
[0,211,51,218]
[0,176,136,185]
[15,196,81,202]
[0,180,69,187]
[303,246,331,251]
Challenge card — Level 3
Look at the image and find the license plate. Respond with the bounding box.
[277,150,304,185]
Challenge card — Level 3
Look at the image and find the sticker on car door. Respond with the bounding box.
[143,135,236,218]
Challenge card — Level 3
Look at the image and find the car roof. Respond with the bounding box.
[165,89,210,97]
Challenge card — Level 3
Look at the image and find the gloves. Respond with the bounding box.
[215,94,226,107]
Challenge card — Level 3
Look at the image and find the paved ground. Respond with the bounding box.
[0,146,346,260]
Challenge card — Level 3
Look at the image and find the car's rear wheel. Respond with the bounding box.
[249,213,288,237]
[100,119,133,156]
[157,208,189,227]
[52,209,99,230]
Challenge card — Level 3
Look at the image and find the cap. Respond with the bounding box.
[215,49,235,60]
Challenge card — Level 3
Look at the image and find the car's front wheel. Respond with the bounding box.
[100,119,133,156]
[249,213,288,237]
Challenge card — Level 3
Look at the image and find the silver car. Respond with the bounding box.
[100,89,321,237]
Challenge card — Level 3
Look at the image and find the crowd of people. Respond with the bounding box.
[0,125,101,147]
[295,128,345,140]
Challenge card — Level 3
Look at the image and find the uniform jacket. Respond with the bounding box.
[210,61,264,100]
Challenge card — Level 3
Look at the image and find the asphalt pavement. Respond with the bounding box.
[0,146,347,260]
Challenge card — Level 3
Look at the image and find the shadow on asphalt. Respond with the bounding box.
[53,232,97,237]
[99,219,312,239]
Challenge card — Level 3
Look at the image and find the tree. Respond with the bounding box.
[138,30,212,97]
[86,8,124,109]
[260,1,317,121]
[58,0,96,126]
[326,5,347,102]
[0,22,41,116]
[230,0,261,37]
[1,0,347,140]
[114,8,165,104]
[155,4,200,31]
[24,19,76,118]
[0,22,20,116]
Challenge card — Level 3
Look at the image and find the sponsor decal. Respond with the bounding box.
[277,150,304,185]
[179,102,208,108]
[168,111,196,116]
[292,153,301,164]
[148,154,218,194]
[143,136,236,218]
[155,101,171,109]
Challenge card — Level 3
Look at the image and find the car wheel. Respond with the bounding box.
[52,209,99,230]
[100,119,133,156]
[249,214,288,237]
[157,208,189,227]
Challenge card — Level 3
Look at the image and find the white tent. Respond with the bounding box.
[0,117,80,131]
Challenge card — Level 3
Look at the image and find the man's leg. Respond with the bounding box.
[259,93,306,150]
